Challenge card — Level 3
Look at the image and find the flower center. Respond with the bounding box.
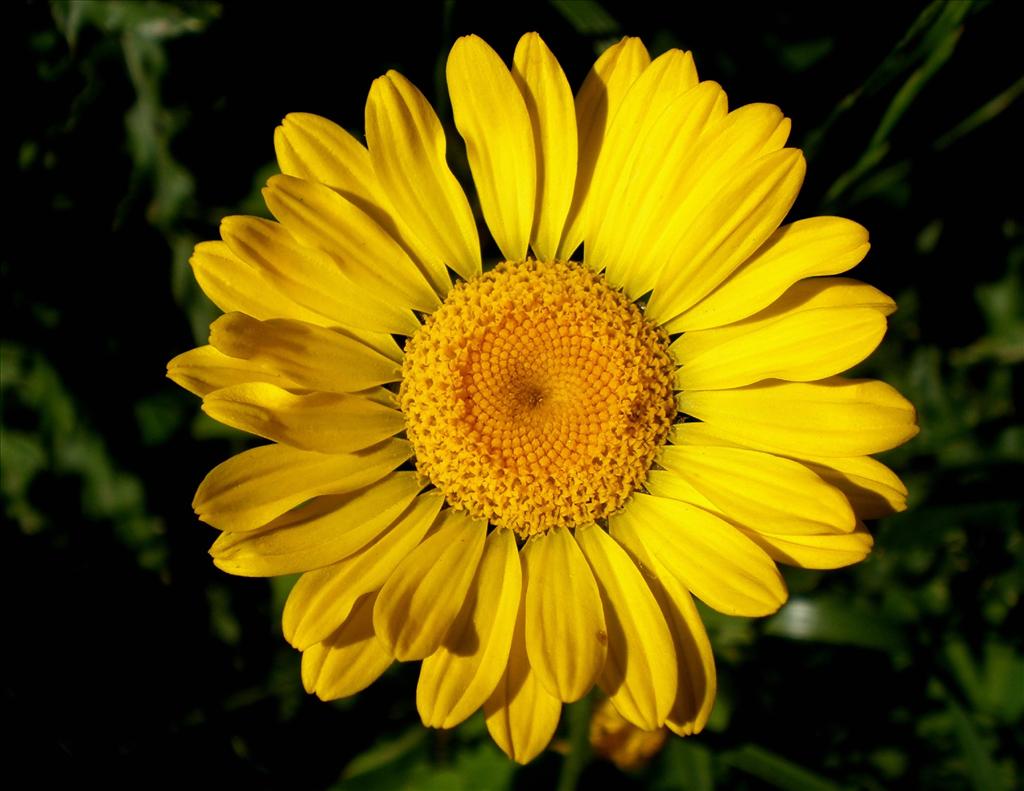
[400,259,676,538]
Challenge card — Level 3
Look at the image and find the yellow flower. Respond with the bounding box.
[168,33,917,764]
[590,697,668,771]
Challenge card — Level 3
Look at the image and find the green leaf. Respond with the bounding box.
[934,76,1024,151]
[331,731,516,791]
[814,0,971,204]
[207,584,242,646]
[720,745,841,791]
[763,596,907,653]
[337,727,429,789]
[1,343,167,569]
[777,38,833,73]
[950,640,1024,723]
[980,642,1024,723]
[447,741,516,791]
[550,0,619,36]
[655,739,714,791]
[52,0,219,44]
[868,24,963,151]
[946,640,985,709]
[1,430,48,533]
[947,702,1005,791]
[135,391,188,446]
[974,257,1023,339]
[802,1,964,159]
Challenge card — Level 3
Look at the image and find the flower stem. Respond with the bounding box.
[556,693,593,791]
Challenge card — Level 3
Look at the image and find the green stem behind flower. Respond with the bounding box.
[557,694,594,791]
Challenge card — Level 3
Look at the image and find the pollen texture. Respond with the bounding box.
[400,259,676,538]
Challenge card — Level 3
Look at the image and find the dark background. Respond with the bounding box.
[6,1,1022,788]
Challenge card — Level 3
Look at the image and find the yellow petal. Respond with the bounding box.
[584,48,698,271]
[665,421,747,451]
[190,240,327,326]
[558,36,650,260]
[219,216,420,335]
[576,524,676,730]
[417,528,522,728]
[670,217,870,332]
[512,32,577,261]
[301,590,393,700]
[656,102,789,210]
[522,528,607,702]
[761,115,793,152]
[447,35,535,262]
[263,174,438,312]
[610,519,716,735]
[649,442,874,572]
[647,148,807,325]
[283,491,443,650]
[275,113,452,297]
[678,377,919,457]
[659,445,856,535]
[209,312,401,393]
[167,345,295,398]
[274,112,378,200]
[373,509,488,661]
[644,468,719,511]
[637,102,789,297]
[740,523,874,570]
[365,70,481,280]
[202,383,404,455]
[210,472,423,577]
[484,584,562,764]
[659,582,717,736]
[671,276,895,363]
[361,332,405,365]
[596,81,728,296]
[675,307,887,390]
[189,240,406,362]
[760,275,896,316]
[799,455,908,519]
[300,641,327,693]
[610,493,787,617]
[670,422,909,519]
[193,439,411,532]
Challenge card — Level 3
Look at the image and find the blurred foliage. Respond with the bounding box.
[6,0,1022,788]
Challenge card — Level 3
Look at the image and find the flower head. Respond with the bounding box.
[168,32,917,764]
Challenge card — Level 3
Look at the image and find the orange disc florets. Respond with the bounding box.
[400,259,676,538]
